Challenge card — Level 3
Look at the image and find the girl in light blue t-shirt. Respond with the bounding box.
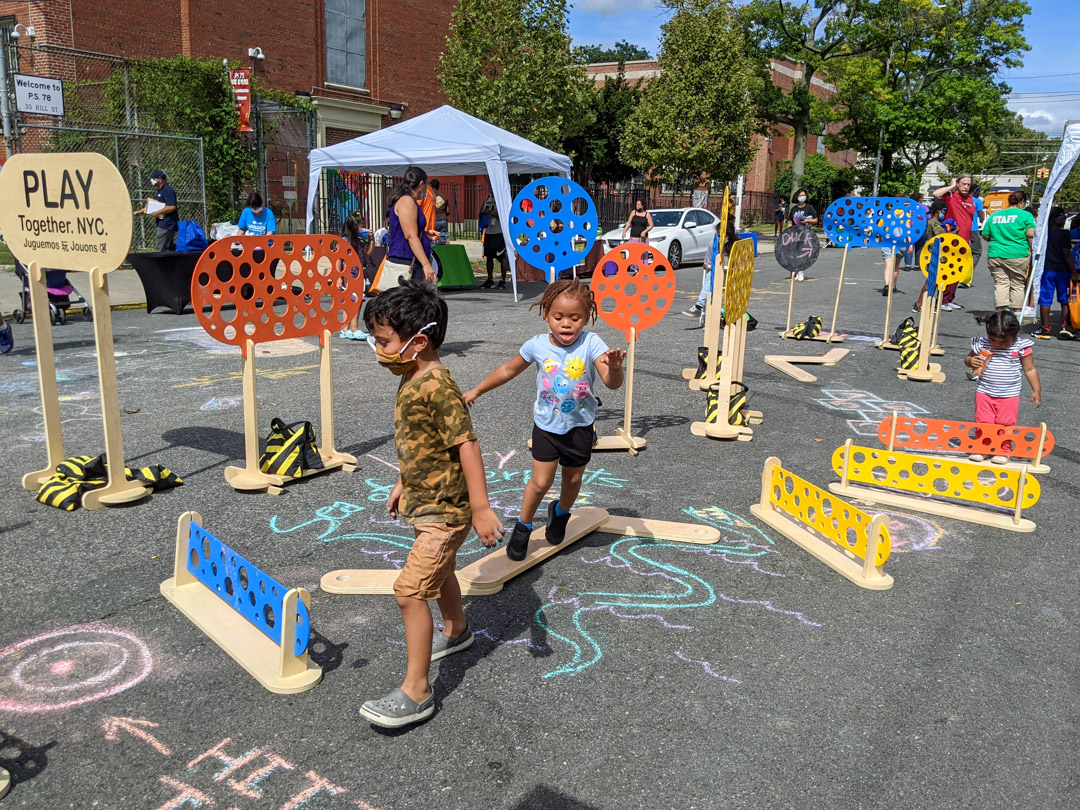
[465,279,625,561]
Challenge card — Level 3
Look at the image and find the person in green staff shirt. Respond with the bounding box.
[134,169,179,252]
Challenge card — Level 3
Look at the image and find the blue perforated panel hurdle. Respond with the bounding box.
[187,522,310,657]
[507,178,599,278]
[823,197,927,248]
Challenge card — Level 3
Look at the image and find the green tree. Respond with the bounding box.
[826,0,1029,190]
[621,0,757,187]
[103,56,261,224]
[563,69,643,184]
[573,40,651,63]
[739,0,874,196]
[770,153,854,203]
[439,0,593,151]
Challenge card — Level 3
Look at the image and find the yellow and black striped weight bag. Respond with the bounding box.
[36,455,108,511]
[791,315,822,340]
[695,346,723,380]
[892,317,919,349]
[260,418,324,478]
[705,382,750,427]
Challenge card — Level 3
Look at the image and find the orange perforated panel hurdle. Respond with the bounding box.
[192,236,363,354]
[876,416,1054,459]
[592,243,675,340]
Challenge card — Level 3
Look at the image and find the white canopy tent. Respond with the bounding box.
[1024,122,1080,321]
[305,105,573,300]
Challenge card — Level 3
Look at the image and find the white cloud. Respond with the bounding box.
[1009,104,1080,137]
[578,0,661,16]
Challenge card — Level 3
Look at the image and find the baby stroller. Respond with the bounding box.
[12,259,92,325]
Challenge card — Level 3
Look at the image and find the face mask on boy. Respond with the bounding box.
[370,322,437,376]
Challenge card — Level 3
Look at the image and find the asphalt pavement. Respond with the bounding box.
[0,243,1077,810]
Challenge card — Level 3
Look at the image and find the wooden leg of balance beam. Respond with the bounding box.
[0,767,9,800]
[597,515,721,545]
[320,569,504,596]
[828,481,1036,533]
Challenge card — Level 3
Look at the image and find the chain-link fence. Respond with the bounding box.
[3,42,209,249]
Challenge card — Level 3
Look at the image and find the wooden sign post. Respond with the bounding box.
[0,153,147,508]
[590,242,675,455]
[681,188,730,388]
[689,238,759,441]
[897,234,972,385]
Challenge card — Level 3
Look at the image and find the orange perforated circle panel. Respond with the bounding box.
[591,243,675,340]
[191,235,363,353]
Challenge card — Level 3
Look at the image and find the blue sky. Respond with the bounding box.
[567,0,1077,136]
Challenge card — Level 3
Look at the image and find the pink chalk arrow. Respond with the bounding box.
[101,716,171,756]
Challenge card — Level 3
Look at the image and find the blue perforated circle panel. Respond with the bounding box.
[188,522,311,657]
[507,178,598,277]
[823,197,927,248]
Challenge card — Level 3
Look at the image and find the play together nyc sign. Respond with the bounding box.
[0,152,134,272]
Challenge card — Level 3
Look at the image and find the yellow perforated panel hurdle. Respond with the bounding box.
[724,239,755,321]
[831,444,1040,509]
[920,234,974,286]
[769,465,890,566]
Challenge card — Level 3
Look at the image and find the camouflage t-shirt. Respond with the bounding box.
[394,365,477,525]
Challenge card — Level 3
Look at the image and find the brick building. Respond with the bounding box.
[585,58,858,199]
[0,0,452,147]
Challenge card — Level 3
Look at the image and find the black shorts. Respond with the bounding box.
[532,424,594,468]
[483,232,506,259]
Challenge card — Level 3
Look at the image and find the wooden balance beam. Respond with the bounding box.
[319,509,722,596]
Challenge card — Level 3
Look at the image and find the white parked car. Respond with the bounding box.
[600,207,720,268]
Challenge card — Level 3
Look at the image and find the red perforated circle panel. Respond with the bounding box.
[591,243,675,340]
[191,235,363,352]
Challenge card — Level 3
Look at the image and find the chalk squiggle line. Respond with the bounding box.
[538,539,717,679]
[675,651,741,684]
[473,629,546,651]
[672,545,785,577]
[717,593,822,627]
[604,607,693,630]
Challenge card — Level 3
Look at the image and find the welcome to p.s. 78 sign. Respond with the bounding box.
[0,152,133,272]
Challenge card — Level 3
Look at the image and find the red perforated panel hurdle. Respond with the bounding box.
[876,416,1054,459]
[591,243,675,340]
[192,235,363,354]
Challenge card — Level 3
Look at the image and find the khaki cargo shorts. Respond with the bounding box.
[393,522,470,599]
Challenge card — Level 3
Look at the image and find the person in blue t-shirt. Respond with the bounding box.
[134,169,179,251]
[237,192,277,236]
[465,279,625,561]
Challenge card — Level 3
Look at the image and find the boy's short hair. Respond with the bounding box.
[363,278,448,348]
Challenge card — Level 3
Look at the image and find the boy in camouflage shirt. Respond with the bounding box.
[359,279,504,728]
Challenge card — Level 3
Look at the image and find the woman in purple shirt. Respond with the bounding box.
[385,166,437,284]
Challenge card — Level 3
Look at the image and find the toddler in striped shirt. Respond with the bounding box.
[964,310,1042,464]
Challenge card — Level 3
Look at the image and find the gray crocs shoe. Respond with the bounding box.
[360,687,435,728]
[431,625,474,661]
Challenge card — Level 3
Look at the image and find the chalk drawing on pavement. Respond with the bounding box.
[0,624,152,714]
[815,388,929,436]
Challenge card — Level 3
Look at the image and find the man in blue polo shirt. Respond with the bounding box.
[135,169,179,251]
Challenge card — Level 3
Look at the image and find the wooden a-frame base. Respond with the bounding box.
[319,510,723,596]
[750,503,893,590]
[0,767,9,800]
[828,481,1035,533]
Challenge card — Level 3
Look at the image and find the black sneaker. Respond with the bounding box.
[1033,326,1052,340]
[498,279,506,289]
[682,304,704,317]
[506,521,532,561]
[481,278,495,289]
[546,500,571,546]
[1058,327,1075,341]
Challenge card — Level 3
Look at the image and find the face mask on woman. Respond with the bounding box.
[797,195,807,204]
